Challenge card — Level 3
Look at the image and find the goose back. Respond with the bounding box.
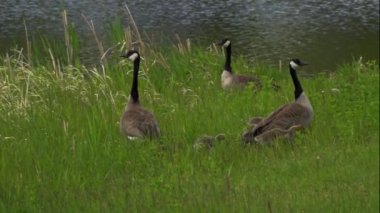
[120,101,160,139]
[243,99,313,143]
[221,72,262,90]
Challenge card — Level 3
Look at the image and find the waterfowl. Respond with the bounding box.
[193,133,226,150]
[218,38,262,90]
[242,59,313,143]
[120,50,160,139]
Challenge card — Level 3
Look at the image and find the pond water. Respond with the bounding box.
[0,0,378,71]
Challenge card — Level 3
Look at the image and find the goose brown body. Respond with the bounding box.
[120,100,160,138]
[221,70,262,90]
[120,50,160,139]
[242,59,313,143]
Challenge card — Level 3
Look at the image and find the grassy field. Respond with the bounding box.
[0,30,379,212]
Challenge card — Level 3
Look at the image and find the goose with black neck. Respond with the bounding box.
[120,50,160,139]
[242,58,313,143]
[218,38,262,90]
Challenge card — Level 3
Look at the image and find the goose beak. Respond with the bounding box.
[300,62,308,66]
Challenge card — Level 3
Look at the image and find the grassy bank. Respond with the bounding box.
[0,35,379,212]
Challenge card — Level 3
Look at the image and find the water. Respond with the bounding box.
[0,0,378,71]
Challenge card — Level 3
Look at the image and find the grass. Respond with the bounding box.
[0,18,379,212]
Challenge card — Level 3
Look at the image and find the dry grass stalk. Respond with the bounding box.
[48,48,62,78]
[62,10,73,65]
[175,35,192,55]
[175,34,185,54]
[82,14,105,64]
[23,20,32,66]
[123,3,145,55]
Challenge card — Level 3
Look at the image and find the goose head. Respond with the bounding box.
[218,38,231,48]
[289,58,307,69]
[121,50,140,62]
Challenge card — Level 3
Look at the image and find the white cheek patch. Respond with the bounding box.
[223,40,231,47]
[128,53,139,61]
[290,61,298,69]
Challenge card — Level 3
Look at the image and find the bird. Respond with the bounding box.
[193,133,226,150]
[119,50,160,139]
[242,59,313,143]
[218,38,262,90]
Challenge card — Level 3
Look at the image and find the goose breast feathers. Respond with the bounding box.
[120,102,160,139]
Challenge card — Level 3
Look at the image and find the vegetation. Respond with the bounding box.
[0,14,378,212]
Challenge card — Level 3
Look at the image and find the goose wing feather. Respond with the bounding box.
[247,117,264,127]
[233,74,262,88]
[254,124,304,143]
[254,103,310,136]
[121,107,160,138]
[242,104,289,143]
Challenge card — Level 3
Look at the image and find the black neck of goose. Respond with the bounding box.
[224,45,232,73]
[289,65,303,100]
[131,58,140,103]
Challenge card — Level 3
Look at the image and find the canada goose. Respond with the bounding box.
[120,50,160,139]
[193,133,226,150]
[218,38,262,90]
[242,59,313,143]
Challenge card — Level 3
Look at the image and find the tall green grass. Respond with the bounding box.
[0,15,379,212]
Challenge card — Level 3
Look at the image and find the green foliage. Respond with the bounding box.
[0,41,378,212]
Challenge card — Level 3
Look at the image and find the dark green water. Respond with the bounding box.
[0,0,378,71]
